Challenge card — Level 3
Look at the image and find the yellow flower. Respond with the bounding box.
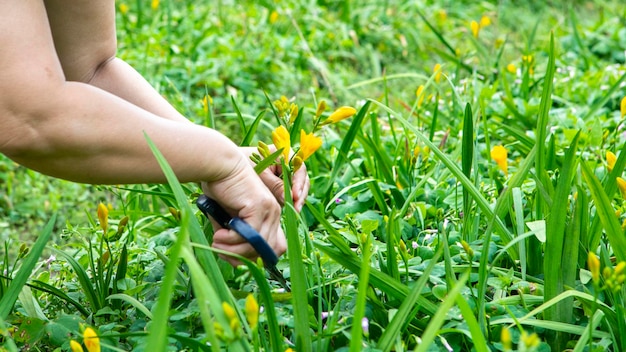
[297,130,322,162]
[621,97,626,118]
[480,16,491,27]
[245,294,259,330]
[119,4,129,15]
[201,95,212,114]
[433,63,442,83]
[436,9,447,23]
[520,331,540,348]
[269,11,279,24]
[506,63,516,74]
[501,327,512,351]
[323,106,357,125]
[470,20,480,38]
[416,85,425,107]
[588,252,600,284]
[618,177,626,199]
[607,150,617,173]
[83,327,100,352]
[97,203,108,234]
[151,0,159,10]
[222,302,240,331]
[271,125,291,161]
[70,340,84,352]
[490,145,508,175]
[315,100,327,118]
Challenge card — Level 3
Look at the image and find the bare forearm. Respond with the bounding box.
[6,81,244,185]
[88,57,190,123]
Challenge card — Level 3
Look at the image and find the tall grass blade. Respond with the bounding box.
[414,272,469,352]
[241,110,267,146]
[581,162,626,262]
[0,214,55,320]
[462,103,474,242]
[349,233,372,352]
[543,132,579,350]
[378,247,443,351]
[283,163,312,351]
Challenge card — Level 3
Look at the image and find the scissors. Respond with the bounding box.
[196,195,290,291]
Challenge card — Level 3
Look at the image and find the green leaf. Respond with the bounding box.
[0,214,55,320]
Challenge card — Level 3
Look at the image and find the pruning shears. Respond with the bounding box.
[196,194,290,291]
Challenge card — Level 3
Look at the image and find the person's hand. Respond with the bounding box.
[201,156,286,266]
[240,146,310,212]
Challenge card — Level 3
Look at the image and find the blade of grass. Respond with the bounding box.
[307,202,438,315]
[241,110,267,147]
[462,103,474,242]
[283,163,312,351]
[378,247,443,351]
[581,161,626,262]
[543,132,579,350]
[414,272,469,352]
[0,214,55,320]
[349,232,372,352]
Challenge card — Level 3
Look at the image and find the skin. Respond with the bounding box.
[0,0,310,265]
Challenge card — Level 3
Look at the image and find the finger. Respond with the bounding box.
[294,174,310,212]
[259,169,285,205]
[212,228,248,245]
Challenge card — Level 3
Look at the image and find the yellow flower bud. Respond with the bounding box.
[621,96,626,118]
[245,294,259,330]
[119,4,129,15]
[269,11,279,24]
[70,340,84,352]
[607,151,617,173]
[151,0,159,10]
[271,125,291,161]
[83,327,100,352]
[479,16,491,28]
[506,63,516,74]
[470,20,480,38]
[501,327,512,350]
[614,261,626,276]
[222,302,237,322]
[433,63,442,83]
[315,100,327,118]
[97,203,108,234]
[588,252,600,284]
[490,146,508,175]
[416,85,425,107]
[323,106,357,125]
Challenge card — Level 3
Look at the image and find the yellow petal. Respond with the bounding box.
[83,327,100,352]
[416,85,425,107]
[151,0,159,10]
[97,203,108,233]
[433,63,442,83]
[245,294,259,329]
[296,129,322,162]
[621,96,626,118]
[588,252,600,284]
[70,340,84,352]
[490,146,508,175]
[271,125,291,160]
[325,106,357,124]
[506,63,516,74]
[607,150,617,173]
[479,16,491,28]
[470,21,480,38]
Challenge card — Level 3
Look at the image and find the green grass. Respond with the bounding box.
[2,0,626,351]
